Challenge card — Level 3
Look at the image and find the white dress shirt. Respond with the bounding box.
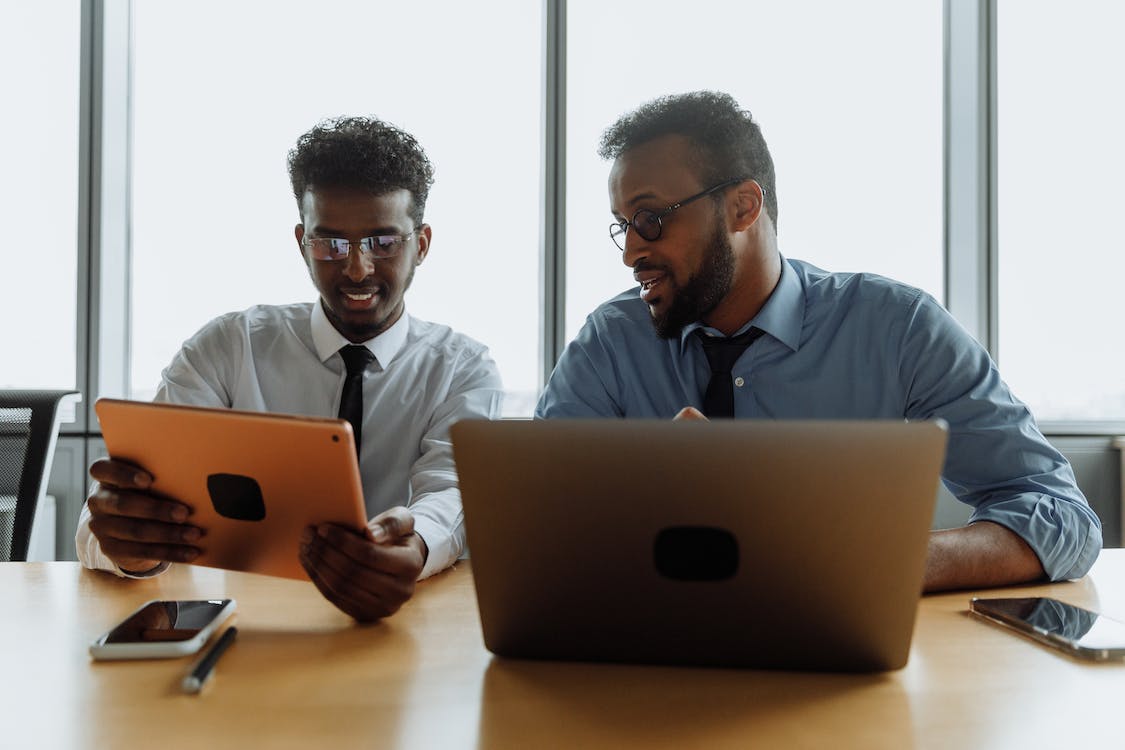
[76,301,504,580]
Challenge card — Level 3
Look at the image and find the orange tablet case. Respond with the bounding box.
[95,398,369,580]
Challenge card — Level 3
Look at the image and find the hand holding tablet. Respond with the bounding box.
[93,399,369,580]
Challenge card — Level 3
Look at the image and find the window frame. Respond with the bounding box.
[71,0,1124,434]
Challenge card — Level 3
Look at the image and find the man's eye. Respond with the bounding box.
[373,235,399,249]
[326,238,350,254]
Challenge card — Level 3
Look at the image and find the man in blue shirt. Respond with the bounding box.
[536,91,1100,591]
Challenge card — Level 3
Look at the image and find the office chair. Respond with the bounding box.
[0,389,81,561]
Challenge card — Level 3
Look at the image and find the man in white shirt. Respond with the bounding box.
[76,117,503,621]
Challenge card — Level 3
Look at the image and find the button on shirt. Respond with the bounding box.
[77,301,504,580]
[535,256,1101,581]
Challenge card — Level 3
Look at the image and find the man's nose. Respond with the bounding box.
[621,230,647,269]
[343,246,374,281]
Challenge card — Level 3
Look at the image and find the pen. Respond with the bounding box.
[181,626,238,694]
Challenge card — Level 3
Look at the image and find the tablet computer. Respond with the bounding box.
[94,398,368,580]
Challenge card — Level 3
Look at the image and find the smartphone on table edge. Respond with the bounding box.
[969,596,1125,662]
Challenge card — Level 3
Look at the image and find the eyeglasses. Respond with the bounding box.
[302,231,419,261]
[609,177,751,252]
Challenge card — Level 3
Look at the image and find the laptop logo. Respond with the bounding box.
[653,526,739,581]
[207,473,267,521]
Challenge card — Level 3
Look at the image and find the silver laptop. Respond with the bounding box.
[450,419,948,672]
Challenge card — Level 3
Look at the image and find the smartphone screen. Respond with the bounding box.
[969,596,1125,660]
[101,600,232,643]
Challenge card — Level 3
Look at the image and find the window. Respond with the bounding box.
[997,0,1125,421]
[130,0,542,415]
[0,1,81,389]
[565,0,943,341]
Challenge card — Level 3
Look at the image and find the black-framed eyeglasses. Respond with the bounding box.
[609,176,751,252]
[302,231,420,261]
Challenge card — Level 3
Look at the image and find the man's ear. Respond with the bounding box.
[414,224,432,265]
[730,180,765,232]
[295,223,307,260]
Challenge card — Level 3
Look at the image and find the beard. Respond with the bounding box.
[650,220,735,339]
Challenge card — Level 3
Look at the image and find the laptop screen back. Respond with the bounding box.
[451,419,947,672]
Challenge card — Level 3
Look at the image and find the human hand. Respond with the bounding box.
[674,407,708,421]
[299,506,427,622]
[86,458,204,574]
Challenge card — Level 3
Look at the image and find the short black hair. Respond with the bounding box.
[287,116,435,226]
[598,91,778,230]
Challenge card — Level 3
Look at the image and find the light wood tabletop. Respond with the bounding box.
[3,552,1125,749]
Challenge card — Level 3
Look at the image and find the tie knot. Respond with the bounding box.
[695,327,764,374]
[339,345,375,375]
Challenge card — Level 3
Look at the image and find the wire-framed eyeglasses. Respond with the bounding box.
[302,231,420,261]
[609,177,751,252]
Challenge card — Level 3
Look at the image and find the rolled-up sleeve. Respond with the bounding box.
[898,293,1102,580]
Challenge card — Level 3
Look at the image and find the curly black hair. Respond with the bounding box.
[287,116,435,226]
[598,91,778,231]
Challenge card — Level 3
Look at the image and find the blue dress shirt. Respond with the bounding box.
[536,256,1101,581]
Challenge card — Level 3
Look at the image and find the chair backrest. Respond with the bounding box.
[0,390,80,561]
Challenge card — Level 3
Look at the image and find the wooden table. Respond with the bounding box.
[4,553,1125,749]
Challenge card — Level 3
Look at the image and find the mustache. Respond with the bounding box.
[632,260,671,275]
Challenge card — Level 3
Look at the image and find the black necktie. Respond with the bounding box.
[696,327,765,418]
[338,345,375,457]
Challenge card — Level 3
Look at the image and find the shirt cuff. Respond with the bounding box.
[117,561,172,578]
[412,515,457,580]
[971,496,1102,581]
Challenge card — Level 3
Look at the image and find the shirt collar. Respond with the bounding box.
[310,299,410,367]
[678,254,805,353]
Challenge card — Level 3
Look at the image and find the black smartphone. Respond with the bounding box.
[969,596,1125,661]
[89,598,236,660]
